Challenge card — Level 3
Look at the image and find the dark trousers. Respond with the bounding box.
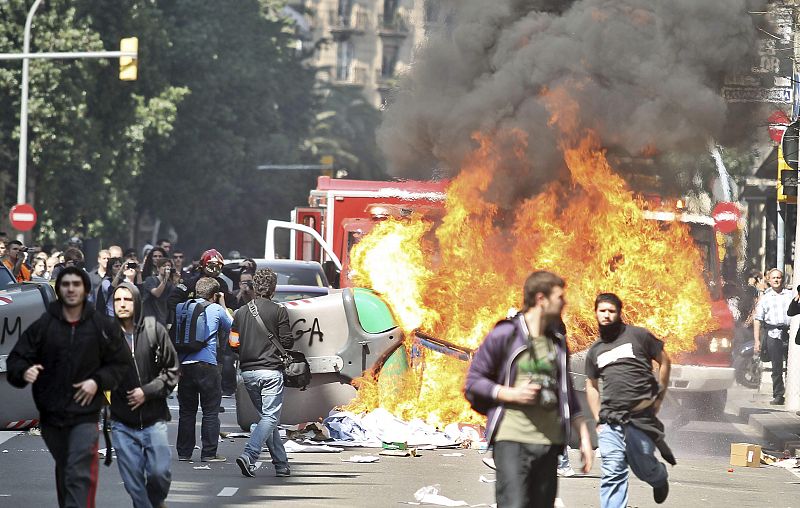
[494,441,561,508]
[41,422,100,508]
[177,362,221,459]
[766,335,787,399]
[220,350,237,396]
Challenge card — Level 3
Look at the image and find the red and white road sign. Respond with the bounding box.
[712,202,741,234]
[768,110,790,143]
[9,203,37,232]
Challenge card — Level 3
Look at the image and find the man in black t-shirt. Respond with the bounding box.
[585,293,673,508]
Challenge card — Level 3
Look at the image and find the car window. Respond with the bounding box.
[273,290,327,303]
[265,265,325,287]
[0,265,16,286]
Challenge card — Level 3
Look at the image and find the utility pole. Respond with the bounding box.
[15,0,44,243]
[3,0,138,242]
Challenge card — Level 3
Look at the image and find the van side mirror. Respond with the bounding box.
[322,261,341,289]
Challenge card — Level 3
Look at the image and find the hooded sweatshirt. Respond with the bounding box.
[109,282,180,428]
[7,268,131,427]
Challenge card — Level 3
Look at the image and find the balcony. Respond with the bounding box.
[333,66,369,87]
[329,9,369,36]
[377,12,409,38]
[375,69,398,91]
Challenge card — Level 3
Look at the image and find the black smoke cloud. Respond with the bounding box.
[378,0,761,199]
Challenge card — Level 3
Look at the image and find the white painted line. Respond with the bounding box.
[217,487,238,497]
[0,433,22,446]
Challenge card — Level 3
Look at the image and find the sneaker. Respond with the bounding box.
[482,457,496,470]
[557,467,576,477]
[178,456,192,462]
[770,397,785,405]
[275,467,291,477]
[236,456,256,478]
[201,455,226,463]
[653,482,669,504]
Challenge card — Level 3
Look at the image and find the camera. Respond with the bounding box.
[126,261,138,270]
[242,281,254,290]
[533,376,558,410]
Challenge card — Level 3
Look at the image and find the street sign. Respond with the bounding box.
[712,202,741,234]
[782,120,800,170]
[768,110,790,143]
[9,203,36,231]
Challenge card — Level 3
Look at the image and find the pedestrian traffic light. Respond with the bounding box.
[778,143,798,203]
[119,37,138,81]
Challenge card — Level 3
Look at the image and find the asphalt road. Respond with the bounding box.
[0,387,797,507]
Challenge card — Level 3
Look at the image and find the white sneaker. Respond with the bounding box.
[557,467,576,477]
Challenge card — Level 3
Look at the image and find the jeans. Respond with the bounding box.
[766,335,786,399]
[41,422,99,508]
[177,362,221,459]
[112,420,172,508]
[240,369,288,469]
[494,441,560,508]
[598,423,668,508]
[557,448,570,470]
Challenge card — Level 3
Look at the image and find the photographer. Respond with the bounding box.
[3,240,31,282]
[175,277,232,463]
[142,258,175,326]
[465,271,591,508]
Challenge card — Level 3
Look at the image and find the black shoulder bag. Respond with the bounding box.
[247,301,312,390]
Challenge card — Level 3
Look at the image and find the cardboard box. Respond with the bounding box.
[730,443,761,468]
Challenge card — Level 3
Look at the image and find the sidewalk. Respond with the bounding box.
[727,378,800,453]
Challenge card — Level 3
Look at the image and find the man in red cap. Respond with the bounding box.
[169,249,233,310]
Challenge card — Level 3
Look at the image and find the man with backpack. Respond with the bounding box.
[465,271,593,508]
[173,277,232,462]
[230,268,293,478]
[110,282,180,508]
[6,267,131,508]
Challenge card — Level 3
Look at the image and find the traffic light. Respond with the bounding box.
[778,143,798,203]
[119,37,138,81]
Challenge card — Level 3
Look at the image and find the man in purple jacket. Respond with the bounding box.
[465,270,593,508]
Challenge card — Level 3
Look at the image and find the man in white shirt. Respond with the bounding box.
[754,268,794,405]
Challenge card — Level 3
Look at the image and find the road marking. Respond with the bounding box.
[217,487,238,497]
[0,432,22,446]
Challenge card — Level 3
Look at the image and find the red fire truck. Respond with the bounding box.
[264,176,447,287]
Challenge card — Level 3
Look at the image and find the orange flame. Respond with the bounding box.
[345,93,717,427]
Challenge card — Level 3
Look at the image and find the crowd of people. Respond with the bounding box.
[5,236,293,508]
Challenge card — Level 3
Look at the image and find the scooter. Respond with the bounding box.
[733,336,762,389]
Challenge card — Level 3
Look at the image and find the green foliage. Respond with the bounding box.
[0,0,385,255]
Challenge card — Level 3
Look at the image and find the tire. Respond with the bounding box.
[734,356,762,389]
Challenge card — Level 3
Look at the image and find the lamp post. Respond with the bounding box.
[16,0,44,242]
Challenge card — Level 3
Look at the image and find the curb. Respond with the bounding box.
[728,390,800,452]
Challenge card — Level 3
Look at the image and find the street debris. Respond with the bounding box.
[479,475,495,483]
[284,439,343,453]
[341,455,380,463]
[441,453,464,457]
[219,432,250,439]
[767,458,800,470]
[193,465,211,470]
[380,448,418,457]
[413,485,468,506]
[322,408,484,449]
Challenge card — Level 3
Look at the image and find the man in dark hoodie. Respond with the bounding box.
[6,266,131,508]
[110,282,180,508]
[465,270,592,508]
[585,293,674,508]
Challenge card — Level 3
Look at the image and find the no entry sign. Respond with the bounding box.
[712,202,741,234]
[9,203,37,232]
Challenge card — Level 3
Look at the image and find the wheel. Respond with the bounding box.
[734,356,762,389]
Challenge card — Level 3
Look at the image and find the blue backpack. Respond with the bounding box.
[170,299,212,354]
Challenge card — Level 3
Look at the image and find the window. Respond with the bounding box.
[336,39,354,81]
[381,43,399,78]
